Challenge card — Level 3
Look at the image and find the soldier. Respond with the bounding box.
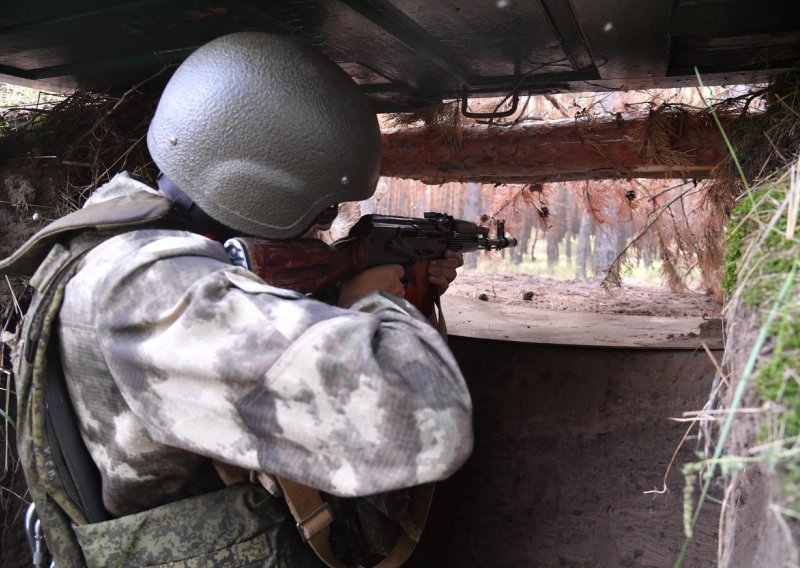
[6,32,472,567]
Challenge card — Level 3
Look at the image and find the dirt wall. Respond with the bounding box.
[408,337,721,567]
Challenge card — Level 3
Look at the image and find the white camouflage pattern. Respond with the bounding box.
[57,175,473,517]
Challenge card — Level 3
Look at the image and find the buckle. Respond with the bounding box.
[296,502,334,542]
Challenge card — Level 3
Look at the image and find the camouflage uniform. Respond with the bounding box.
[53,173,472,560]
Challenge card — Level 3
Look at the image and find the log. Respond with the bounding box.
[380,114,736,184]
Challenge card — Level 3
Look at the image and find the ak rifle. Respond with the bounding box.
[225,212,517,317]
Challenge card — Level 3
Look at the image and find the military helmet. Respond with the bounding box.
[147,32,381,239]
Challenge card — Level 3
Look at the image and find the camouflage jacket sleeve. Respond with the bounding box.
[66,229,473,498]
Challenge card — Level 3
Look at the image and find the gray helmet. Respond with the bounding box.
[146,32,381,239]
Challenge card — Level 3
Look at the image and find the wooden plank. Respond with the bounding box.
[440,295,723,350]
[570,0,673,81]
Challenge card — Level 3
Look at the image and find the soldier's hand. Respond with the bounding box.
[428,251,464,295]
[339,264,405,308]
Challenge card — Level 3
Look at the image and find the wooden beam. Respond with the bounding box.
[380,114,735,184]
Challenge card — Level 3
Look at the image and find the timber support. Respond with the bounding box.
[380,114,740,184]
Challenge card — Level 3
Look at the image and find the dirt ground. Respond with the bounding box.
[447,271,724,318]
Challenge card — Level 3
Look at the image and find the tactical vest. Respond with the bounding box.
[1,189,431,568]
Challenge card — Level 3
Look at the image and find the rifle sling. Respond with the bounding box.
[276,476,434,568]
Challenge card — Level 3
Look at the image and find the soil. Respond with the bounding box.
[410,337,723,567]
[447,271,724,318]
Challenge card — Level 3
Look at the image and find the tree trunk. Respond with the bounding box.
[546,228,560,267]
[462,182,482,269]
[564,187,574,263]
[512,207,533,264]
[592,200,619,277]
[576,211,592,279]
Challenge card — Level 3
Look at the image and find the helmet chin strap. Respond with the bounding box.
[157,173,240,241]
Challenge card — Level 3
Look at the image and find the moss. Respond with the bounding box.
[723,165,800,441]
[687,71,800,559]
[778,457,800,513]
[742,261,798,307]
[755,310,800,438]
[721,182,794,298]
[721,215,746,295]
[721,67,800,297]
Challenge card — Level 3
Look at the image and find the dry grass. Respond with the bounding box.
[0,252,27,566]
[385,101,464,151]
[0,70,168,212]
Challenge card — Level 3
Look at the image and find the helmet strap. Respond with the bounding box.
[157,173,239,242]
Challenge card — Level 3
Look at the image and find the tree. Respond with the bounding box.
[592,198,619,277]
[462,182,482,269]
[576,210,593,279]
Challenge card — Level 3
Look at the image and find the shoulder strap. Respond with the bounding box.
[277,476,434,568]
[15,244,104,566]
[43,325,108,523]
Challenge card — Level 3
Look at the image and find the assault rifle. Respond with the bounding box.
[225,212,517,316]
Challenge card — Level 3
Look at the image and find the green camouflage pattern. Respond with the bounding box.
[10,228,320,568]
[8,177,194,566]
[74,483,320,568]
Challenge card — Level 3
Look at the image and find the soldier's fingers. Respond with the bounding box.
[445,251,464,268]
[428,267,458,284]
[430,251,463,270]
[339,264,405,307]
